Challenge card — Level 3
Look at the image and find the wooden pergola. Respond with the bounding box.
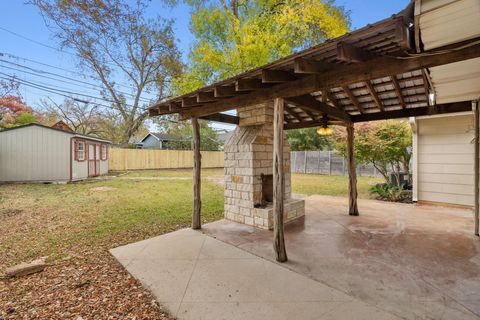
[149,4,480,261]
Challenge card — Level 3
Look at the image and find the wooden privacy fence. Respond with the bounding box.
[109,148,224,170]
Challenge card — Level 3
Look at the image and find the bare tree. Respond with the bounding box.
[41,98,104,135]
[32,0,181,144]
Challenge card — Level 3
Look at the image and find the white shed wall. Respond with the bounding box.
[0,126,70,182]
[414,113,475,206]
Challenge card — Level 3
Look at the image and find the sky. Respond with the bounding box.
[0,0,409,131]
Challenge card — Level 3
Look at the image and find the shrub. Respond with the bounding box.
[369,183,412,203]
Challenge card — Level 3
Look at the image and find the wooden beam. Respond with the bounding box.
[182,97,201,108]
[273,97,287,262]
[293,57,330,74]
[325,90,342,110]
[214,85,236,98]
[262,69,296,83]
[352,101,471,122]
[197,91,216,103]
[391,76,406,109]
[169,102,182,112]
[175,40,480,119]
[200,113,239,125]
[191,117,201,229]
[337,42,373,63]
[286,95,352,123]
[342,86,365,114]
[347,124,359,216]
[474,100,479,236]
[365,81,384,112]
[421,69,431,104]
[284,119,343,130]
[236,78,266,91]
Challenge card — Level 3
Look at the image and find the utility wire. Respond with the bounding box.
[0,60,154,103]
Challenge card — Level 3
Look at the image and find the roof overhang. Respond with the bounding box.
[147,2,480,128]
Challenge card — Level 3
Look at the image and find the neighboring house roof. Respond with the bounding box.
[51,120,73,132]
[0,123,111,144]
[140,132,183,143]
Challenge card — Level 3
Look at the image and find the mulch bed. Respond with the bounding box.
[0,253,172,320]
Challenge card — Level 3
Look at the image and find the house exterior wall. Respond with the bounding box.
[0,125,70,182]
[413,113,475,206]
[142,135,161,149]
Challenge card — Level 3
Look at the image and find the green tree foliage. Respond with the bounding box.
[286,128,333,151]
[170,0,350,94]
[334,120,412,183]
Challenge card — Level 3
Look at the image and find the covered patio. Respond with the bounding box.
[111,196,480,319]
[112,1,480,319]
[147,0,480,262]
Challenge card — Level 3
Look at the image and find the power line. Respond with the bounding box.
[0,52,162,95]
[0,26,78,58]
[0,59,154,103]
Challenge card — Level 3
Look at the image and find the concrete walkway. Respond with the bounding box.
[111,228,401,320]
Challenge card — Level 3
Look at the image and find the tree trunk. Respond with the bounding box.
[192,117,202,229]
[347,124,359,216]
[273,98,287,262]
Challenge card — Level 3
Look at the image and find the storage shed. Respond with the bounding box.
[0,123,111,183]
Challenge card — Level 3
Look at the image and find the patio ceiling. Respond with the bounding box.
[148,3,480,128]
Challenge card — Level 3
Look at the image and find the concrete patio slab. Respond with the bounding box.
[203,195,480,320]
[111,228,401,320]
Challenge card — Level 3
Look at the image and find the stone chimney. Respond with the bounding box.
[223,101,305,229]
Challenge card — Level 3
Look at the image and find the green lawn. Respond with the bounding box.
[0,178,224,267]
[292,174,382,198]
[0,169,381,318]
[116,168,224,178]
[0,170,380,267]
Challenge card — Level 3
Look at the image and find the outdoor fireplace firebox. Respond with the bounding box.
[223,101,305,229]
[259,174,273,205]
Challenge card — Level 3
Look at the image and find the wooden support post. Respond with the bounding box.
[273,97,287,262]
[192,117,202,229]
[347,124,359,216]
[474,100,479,236]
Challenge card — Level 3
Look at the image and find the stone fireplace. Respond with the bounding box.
[223,102,305,229]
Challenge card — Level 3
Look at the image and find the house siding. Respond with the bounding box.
[415,113,475,206]
[142,135,161,149]
[0,125,70,182]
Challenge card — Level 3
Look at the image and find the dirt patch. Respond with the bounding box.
[90,186,117,192]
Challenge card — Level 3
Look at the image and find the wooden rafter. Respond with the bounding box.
[352,101,471,122]
[161,39,480,120]
[284,106,304,122]
[262,70,296,83]
[214,85,236,98]
[342,86,365,114]
[337,42,374,63]
[286,95,352,123]
[365,81,384,112]
[421,69,431,104]
[201,113,239,125]
[391,75,406,109]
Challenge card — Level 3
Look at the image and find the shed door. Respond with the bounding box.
[88,144,100,177]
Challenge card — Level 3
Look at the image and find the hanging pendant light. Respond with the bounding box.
[316,115,333,136]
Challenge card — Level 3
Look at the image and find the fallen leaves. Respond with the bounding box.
[0,253,171,319]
